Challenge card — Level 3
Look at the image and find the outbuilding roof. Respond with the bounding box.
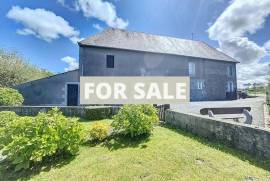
[79,28,238,63]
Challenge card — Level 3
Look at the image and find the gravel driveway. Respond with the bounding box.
[171,96,266,127]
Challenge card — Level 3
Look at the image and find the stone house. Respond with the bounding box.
[16,28,238,106]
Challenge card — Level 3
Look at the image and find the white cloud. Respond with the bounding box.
[264,40,270,51]
[93,23,103,31]
[7,6,80,44]
[237,63,270,87]
[208,0,270,41]
[219,37,266,64]
[16,28,36,36]
[75,0,129,29]
[57,0,66,6]
[57,0,76,11]
[61,56,79,71]
[207,0,270,86]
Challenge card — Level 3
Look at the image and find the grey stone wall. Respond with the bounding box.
[16,70,79,106]
[80,46,237,101]
[0,106,119,120]
[165,110,270,159]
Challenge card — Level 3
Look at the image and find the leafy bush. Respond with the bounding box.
[0,87,24,106]
[89,122,109,141]
[0,108,84,171]
[0,111,17,127]
[112,104,159,137]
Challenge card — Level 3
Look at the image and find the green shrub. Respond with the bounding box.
[112,104,159,137]
[0,87,24,106]
[0,108,84,171]
[0,111,18,127]
[89,122,109,141]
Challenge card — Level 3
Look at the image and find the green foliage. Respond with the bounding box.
[0,111,17,127]
[0,108,84,171]
[112,104,159,137]
[89,122,109,141]
[0,87,24,106]
[0,49,53,87]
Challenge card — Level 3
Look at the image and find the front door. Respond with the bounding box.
[67,84,78,106]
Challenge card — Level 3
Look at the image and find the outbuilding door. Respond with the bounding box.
[67,84,78,106]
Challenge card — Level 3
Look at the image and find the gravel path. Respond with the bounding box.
[171,96,266,127]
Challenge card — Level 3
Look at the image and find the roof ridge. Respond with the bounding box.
[79,28,238,63]
[104,28,202,43]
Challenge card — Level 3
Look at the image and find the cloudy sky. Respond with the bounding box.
[0,0,269,87]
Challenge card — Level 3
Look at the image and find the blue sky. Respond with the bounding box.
[0,0,269,86]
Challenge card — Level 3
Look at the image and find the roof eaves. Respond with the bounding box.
[200,41,240,63]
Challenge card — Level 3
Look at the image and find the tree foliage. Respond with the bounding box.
[0,49,53,87]
[0,87,24,106]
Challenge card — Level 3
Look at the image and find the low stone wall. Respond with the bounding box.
[0,106,119,120]
[165,110,270,159]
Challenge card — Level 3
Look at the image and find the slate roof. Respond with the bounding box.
[79,28,238,63]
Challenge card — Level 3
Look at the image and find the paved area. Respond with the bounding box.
[171,96,266,127]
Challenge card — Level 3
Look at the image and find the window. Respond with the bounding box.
[226,81,234,92]
[106,55,114,68]
[227,65,233,77]
[189,62,195,76]
[197,81,204,90]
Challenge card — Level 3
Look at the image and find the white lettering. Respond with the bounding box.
[84,83,95,99]
[163,83,174,99]
[146,83,162,99]
[176,83,186,99]
[114,83,127,99]
[96,83,112,100]
[134,83,145,99]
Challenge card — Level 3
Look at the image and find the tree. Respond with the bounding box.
[0,49,53,87]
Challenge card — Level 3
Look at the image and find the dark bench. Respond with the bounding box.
[200,107,252,124]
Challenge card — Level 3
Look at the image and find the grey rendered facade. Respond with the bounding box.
[16,70,79,106]
[16,28,238,106]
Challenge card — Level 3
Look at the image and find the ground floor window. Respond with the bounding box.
[197,80,204,90]
[226,81,234,92]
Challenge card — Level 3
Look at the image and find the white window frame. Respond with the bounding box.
[197,81,204,90]
[226,81,234,92]
[227,65,233,77]
[189,62,196,76]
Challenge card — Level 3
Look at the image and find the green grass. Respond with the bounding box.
[3,120,270,181]
[247,87,266,96]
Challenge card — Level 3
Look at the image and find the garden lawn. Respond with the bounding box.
[6,120,270,180]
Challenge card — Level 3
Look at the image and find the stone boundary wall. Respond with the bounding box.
[0,106,119,120]
[165,110,270,159]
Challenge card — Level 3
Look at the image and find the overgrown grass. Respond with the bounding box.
[2,120,270,180]
[247,87,266,96]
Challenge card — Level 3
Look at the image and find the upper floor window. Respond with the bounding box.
[106,55,114,68]
[189,62,195,76]
[227,65,233,77]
